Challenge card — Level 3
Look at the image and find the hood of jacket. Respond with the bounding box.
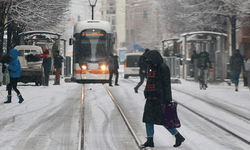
[233,50,242,57]
[143,50,163,66]
[9,49,19,60]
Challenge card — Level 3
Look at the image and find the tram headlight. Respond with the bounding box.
[81,64,87,70]
[100,64,106,70]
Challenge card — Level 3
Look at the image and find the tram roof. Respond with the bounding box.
[74,20,112,34]
[19,31,62,36]
[181,31,227,37]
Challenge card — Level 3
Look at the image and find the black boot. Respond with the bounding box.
[18,94,24,103]
[134,87,138,93]
[4,96,12,103]
[140,137,154,148]
[173,132,185,147]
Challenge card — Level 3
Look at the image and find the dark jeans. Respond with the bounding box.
[7,78,21,96]
[135,73,147,90]
[44,67,51,85]
[146,123,178,137]
[232,70,241,86]
[109,69,119,85]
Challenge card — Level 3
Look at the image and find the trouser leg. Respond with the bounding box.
[164,126,179,135]
[44,68,50,85]
[146,123,154,137]
[55,68,61,84]
[7,78,20,96]
[109,69,114,85]
[135,74,145,90]
[114,69,119,84]
[204,69,208,84]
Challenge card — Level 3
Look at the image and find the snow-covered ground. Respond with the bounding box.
[0,71,250,150]
[0,77,82,150]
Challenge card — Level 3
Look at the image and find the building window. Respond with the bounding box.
[131,29,134,42]
[107,3,116,14]
[143,11,148,19]
[112,16,116,25]
[126,30,130,41]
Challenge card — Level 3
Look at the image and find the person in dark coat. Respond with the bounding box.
[53,50,64,85]
[108,51,119,86]
[134,48,150,93]
[197,51,212,88]
[230,49,245,91]
[140,50,185,148]
[4,49,24,103]
[35,49,51,86]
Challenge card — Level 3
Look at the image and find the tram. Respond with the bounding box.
[70,20,114,83]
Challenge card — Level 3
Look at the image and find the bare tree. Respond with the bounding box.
[158,0,250,53]
[0,0,70,60]
[0,0,12,60]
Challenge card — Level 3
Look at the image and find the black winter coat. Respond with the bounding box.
[142,50,172,125]
[197,51,212,69]
[54,55,63,68]
[138,54,148,75]
[230,50,245,72]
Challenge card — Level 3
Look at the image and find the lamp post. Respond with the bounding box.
[88,0,98,20]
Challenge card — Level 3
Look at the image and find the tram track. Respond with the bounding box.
[103,84,142,149]
[78,80,250,149]
[79,84,141,150]
[171,87,250,146]
[172,87,250,121]
[78,85,85,150]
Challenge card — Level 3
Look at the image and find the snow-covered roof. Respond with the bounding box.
[181,31,227,37]
[19,31,62,36]
[161,38,179,42]
[74,20,112,34]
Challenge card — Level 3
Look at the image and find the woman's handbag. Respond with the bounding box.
[161,101,181,129]
[3,68,10,85]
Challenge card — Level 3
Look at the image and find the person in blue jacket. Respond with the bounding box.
[4,49,24,103]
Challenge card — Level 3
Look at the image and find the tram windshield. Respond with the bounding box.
[74,29,108,63]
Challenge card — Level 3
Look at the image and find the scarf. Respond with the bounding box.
[144,68,156,100]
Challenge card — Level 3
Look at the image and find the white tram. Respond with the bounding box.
[70,20,114,83]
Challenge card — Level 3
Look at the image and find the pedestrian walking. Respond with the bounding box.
[245,56,250,90]
[108,51,119,86]
[197,50,212,88]
[4,49,24,104]
[35,49,51,86]
[53,50,63,85]
[140,50,185,148]
[230,49,245,91]
[134,48,150,93]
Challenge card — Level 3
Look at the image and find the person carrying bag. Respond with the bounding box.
[140,50,185,149]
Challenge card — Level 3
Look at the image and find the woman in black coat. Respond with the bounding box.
[140,50,185,148]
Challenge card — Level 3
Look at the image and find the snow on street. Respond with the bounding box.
[0,73,250,150]
[0,79,82,150]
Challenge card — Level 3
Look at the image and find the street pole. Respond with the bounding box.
[88,0,98,20]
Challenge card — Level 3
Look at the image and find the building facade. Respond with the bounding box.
[100,0,126,50]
